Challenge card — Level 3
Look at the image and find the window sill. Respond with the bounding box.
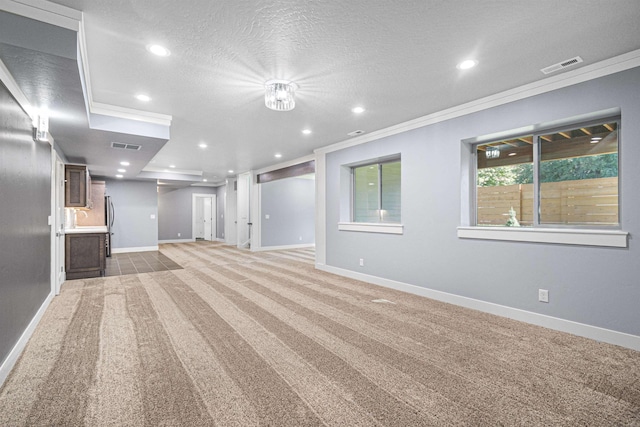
[338,222,404,235]
[457,226,628,248]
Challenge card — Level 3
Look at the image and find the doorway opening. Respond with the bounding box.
[192,194,217,242]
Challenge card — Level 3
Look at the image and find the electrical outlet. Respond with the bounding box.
[538,289,549,303]
[359,258,364,267]
[177,232,181,237]
[299,236,302,241]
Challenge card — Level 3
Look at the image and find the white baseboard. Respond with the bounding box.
[158,239,194,244]
[316,263,640,352]
[253,243,315,252]
[0,291,55,388]
[111,246,159,254]
[159,239,227,244]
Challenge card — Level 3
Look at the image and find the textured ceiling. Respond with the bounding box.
[4,1,640,185]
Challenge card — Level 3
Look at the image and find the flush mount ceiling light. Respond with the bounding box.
[265,80,297,111]
[456,59,478,70]
[135,94,151,102]
[146,44,171,57]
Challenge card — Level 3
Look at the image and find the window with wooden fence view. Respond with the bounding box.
[476,120,618,227]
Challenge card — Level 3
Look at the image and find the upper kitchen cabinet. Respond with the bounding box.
[65,164,92,208]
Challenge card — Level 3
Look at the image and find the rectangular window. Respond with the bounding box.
[475,118,619,228]
[353,160,401,223]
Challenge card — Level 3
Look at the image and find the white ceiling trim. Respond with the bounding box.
[0,55,34,119]
[0,1,172,127]
[76,20,172,127]
[143,166,203,176]
[0,0,80,31]
[89,101,172,126]
[255,153,316,176]
[316,48,640,156]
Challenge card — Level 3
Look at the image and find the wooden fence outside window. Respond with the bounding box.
[477,177,618,226]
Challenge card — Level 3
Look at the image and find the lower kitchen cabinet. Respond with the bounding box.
[65,233,106,279]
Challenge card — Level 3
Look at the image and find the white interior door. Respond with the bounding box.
[225,178,237,245]
[203,197,214,241]
[192,194,217,242]
[55,156,65,293]
[236,172,251,248]
[195,197,205,239]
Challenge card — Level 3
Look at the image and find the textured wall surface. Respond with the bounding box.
[104,179,158,249]
[261,177,315,247]
[325,67,640,336]
[0,82,52,367]
[158,186,218,241]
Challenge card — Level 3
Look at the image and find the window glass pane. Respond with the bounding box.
[539,122,618,225]
[381,161,401,223]
[353,164,380,222]
[476,137,534,226]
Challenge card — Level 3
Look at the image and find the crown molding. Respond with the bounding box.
[316,49,640,156]
[0,0,80,30]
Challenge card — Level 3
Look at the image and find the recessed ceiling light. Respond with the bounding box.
[275,153,282,158]
[169,165,175,168]
[302,129,312,135]
[117,169,126,173]
[135,94,151,102]
[203,178,208,182]
[120,161,130,166]
[199,143,207,148]
[116,174,123,178]
[457,59,478,70]
[228,170,234,174]
[508,152,517,156]
[352,106,365,114]
[146,44,171,57]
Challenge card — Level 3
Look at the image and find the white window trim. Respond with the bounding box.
[338,222,404,234]
[457,226,627,248]
[460,109,628,248]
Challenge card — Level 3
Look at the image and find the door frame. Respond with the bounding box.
[51,150,65,295]
[224,177,237,246]
[191,193,216,241]
[236,172,252,248]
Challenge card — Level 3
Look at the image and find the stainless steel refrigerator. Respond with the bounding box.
[105,195,115,257]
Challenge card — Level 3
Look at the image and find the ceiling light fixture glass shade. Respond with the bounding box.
[265,80,297,111]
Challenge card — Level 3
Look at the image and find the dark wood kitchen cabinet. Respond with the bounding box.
[65,164,91,208]
[65,233,106,279]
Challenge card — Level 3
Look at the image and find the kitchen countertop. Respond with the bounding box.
[65,226,108,234]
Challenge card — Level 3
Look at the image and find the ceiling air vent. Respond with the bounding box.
[111,142,142,151]
[541,56,583,75]
[347,130,366,137]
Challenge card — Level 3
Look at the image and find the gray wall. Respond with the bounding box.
[262,177,315,247]
[158,186,219,241]
[104,179,158,249]
[0,82,52,367]
[325,67,640,336]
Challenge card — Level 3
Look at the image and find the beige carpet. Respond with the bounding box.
[1,242,639,426]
